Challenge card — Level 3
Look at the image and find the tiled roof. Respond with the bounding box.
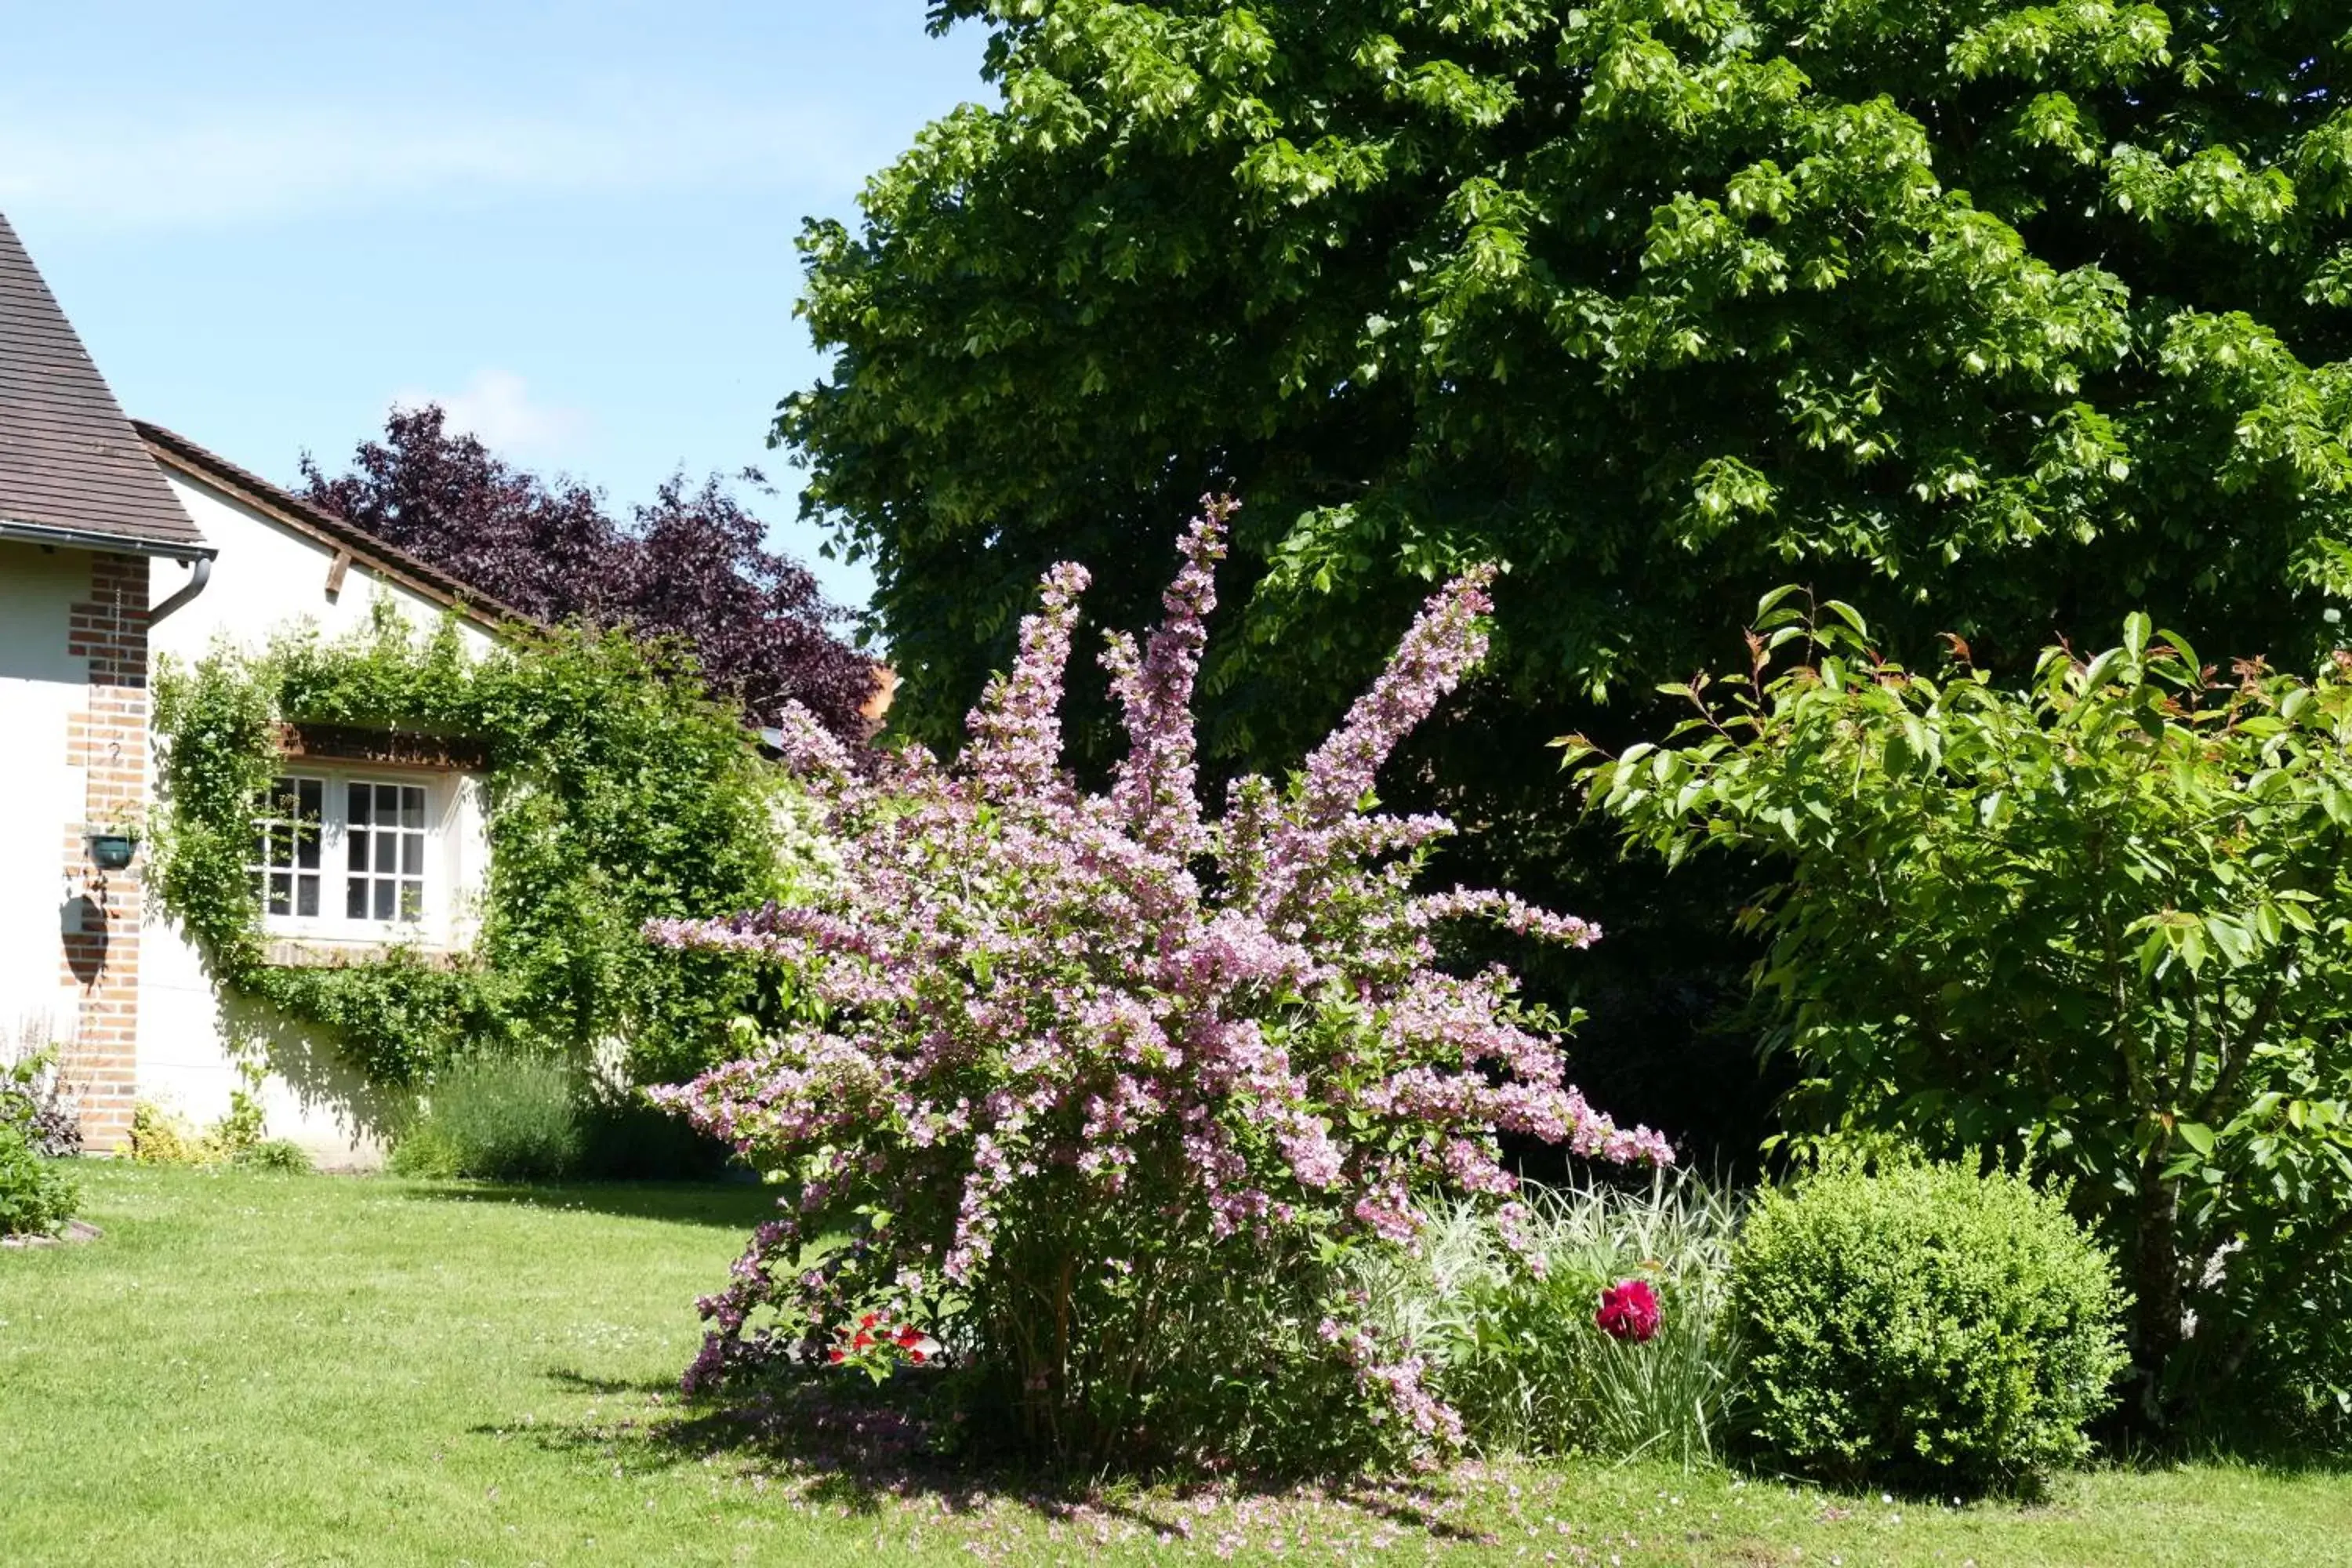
[135,420,531,629]
[0,211,209,557]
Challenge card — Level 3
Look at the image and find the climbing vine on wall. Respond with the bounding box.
[151,607,820,1087]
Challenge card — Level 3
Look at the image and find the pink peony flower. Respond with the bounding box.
[1595,1279,1661,1343]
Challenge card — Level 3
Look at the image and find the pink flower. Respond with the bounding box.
[1595,1279,1661,1343]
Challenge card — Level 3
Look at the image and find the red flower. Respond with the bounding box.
[895,1326,923,1350]
[852,1331,873,1351]
[909,1349,927,1365]
[859,1312,880,1330]
[1595,1279,1662,1344]
[827,1348,845,1364]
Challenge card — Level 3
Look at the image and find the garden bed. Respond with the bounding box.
[0,1165,2344,1566]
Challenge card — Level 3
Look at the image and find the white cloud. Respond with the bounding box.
[393,370,589,462]
[0,96,884,231]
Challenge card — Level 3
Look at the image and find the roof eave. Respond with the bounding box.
[133,423,534,633]
[0,516,216,562]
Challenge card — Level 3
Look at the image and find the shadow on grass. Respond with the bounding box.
[409,1179,783,1230]
[506,1366,1494,1544]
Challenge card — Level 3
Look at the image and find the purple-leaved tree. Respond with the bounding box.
[648,501,1670,1468]
[301,405,877,740]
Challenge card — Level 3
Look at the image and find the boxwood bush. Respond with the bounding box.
[1732,1157,2128,1494]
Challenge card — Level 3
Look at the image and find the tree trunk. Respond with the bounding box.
[2129,1168,2183,1426]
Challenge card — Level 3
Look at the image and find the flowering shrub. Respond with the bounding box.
[1595,1280,1661,1345]
[650,502,1668,1468]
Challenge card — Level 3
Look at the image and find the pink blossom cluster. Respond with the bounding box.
[647,499,1669,1448]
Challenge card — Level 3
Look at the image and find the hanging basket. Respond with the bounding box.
[88,833,137,871]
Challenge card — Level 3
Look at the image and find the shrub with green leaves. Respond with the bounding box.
[1359,1175,1740,1466]
[0,1125,79,1240]
[1731,1159,2128,1495]
[1577,599,2352,1428]
[390,1055,585,1183]
[240,1140,314,1175]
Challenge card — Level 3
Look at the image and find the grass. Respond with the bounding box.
[0,1164,2343,1566]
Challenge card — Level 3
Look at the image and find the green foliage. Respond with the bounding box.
[574,1098,735,1184]
[792,2,2352,768]
[0,1124,79,1239]
[125,1103,202,1166]
[239,1140,314,1175]
[125,1076,288,1170]
[1577,597,2352,1426]
[1359,1175,1741,1465]
[151,609,811,1088]
[1730,1158,2129,1495]
[388,1055,584,1183]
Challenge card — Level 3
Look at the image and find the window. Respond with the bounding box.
[251,772,445,937]
[344,781,427,923]
[250,777,325,919]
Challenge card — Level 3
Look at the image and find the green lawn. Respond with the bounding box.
[1,1166,2343,1566]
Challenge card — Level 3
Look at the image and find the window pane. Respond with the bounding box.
[296,824,321,870]
[252,830,269,865]
[268,873,292,916]
[374,833,399,873]
[376,785,399,823]
[269,777,299,816]
[345,830,367,873]
[398,881,423,921]
[298,779,323,820]
[401,834,423,875]
[372,880,396,921]
[400,788,426,829]
[296,876,320,918]
[349,783,372,826]
[346,879,368,920]
[267,825,291,869]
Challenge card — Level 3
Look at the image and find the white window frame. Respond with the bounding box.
[249,768,456,946]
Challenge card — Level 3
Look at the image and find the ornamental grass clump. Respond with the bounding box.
[649,502,1670,1471]
[1356,1175,1741,1466]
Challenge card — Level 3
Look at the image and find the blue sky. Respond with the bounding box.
[1,2,989,611]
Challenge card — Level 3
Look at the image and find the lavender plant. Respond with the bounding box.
[649,503,1670,1468]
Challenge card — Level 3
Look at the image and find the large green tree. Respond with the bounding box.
[786,1,2352,1155]
[790,0,2352,751]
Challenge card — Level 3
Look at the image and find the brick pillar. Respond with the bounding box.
[59,551,151,1151]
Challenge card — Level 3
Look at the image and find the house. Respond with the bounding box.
[0,212,511,1163]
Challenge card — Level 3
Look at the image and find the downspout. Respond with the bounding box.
[149,554,213,624]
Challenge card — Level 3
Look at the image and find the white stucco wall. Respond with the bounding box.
[0,541,90,1057]
[143,469,501,1167]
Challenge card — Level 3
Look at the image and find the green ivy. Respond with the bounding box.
[152,608,812,1087]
